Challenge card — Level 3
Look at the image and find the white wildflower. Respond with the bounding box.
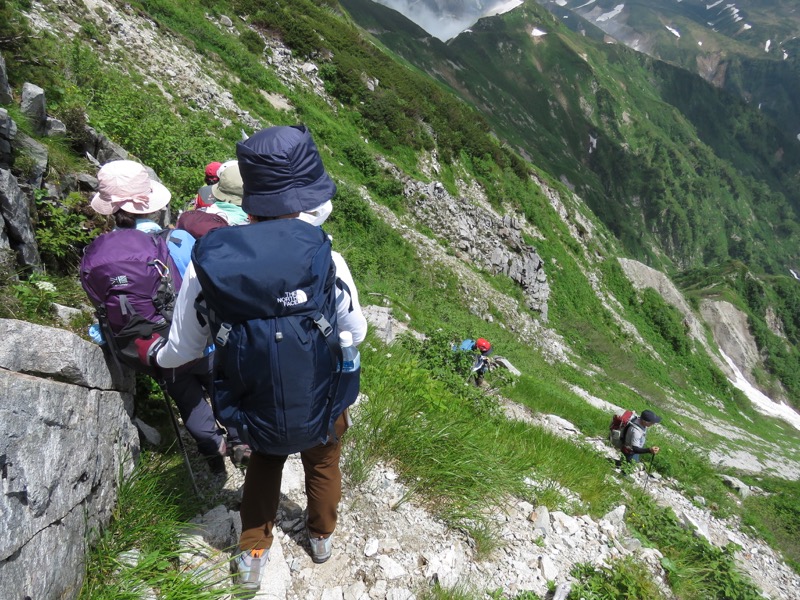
[34,281,57,293]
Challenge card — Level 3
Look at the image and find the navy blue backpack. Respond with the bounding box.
[192,218,360,454]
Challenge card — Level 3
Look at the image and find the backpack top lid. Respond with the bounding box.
[610,409,634,430]
[176,209,228,238]
[192,218,334,322]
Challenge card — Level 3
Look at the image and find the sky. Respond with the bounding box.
[371,0,524,41]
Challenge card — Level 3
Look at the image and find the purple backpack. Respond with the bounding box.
[80,228,182,373]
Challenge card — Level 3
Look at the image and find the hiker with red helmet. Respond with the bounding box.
[458,337,493,386]
[195,161,224,208]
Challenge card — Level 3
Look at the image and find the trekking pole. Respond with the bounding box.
[643,453,655,492]
[156,379,202,499]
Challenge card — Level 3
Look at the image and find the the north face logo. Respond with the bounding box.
[110,275,129,286]
[277,289,308,307]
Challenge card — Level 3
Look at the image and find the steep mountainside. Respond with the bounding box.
[2,0,800,596]
[350,0,800,275]
[537,0,800,141]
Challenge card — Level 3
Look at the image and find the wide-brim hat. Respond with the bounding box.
[237,124,337,218]
[91,160,171,215]
[211,163,244,206]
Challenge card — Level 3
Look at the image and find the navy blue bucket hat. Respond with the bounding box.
[237,124,337,217]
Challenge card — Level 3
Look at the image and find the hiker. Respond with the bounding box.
[200,161,249,225]
[195,161,222,208]
[460,337,493,385]
[621,409,662,463]
[136,125,367,593]
[85,160,250,473]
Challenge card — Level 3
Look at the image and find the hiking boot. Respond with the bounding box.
[308,531,332,564]
[232,547,268,593]
[206,454,226,475]
[229,444,252,468]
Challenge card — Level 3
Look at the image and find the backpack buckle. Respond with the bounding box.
[215,322,232,347]
[313,314,333,337]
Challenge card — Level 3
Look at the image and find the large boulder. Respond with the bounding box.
[0,319,138,600]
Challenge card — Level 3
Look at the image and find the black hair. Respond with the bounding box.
[113,210,137,229]
[113,209,164,229]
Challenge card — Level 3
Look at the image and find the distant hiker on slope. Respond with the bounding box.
[459,337,493,386]
[622,409,662,463]
[135,125,367,594]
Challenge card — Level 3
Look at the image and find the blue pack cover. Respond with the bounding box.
[459,339,475,351]
[163,228,196,277]
[192,219,359,454]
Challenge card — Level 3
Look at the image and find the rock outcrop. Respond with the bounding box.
[0,319,138,600]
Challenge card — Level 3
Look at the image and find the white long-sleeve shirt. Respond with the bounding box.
[156,250,367,369]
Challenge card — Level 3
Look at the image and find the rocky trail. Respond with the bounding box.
[167,383,799,600]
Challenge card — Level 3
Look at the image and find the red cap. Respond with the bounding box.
[476,338,491,352]
[204,162,223,178]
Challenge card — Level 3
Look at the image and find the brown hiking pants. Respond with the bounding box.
[238,412,348,551]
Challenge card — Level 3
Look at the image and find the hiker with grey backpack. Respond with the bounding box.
[135,125,368,595]
[612,409,662,463]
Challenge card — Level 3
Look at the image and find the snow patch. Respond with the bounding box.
[742,23,751,30]
[531,27,547,37]
[706,0,724,8]
[588,134,597,153]
[596,4,624,22]
[727,5,743,22]
[576,0,597,9]
[765,39,771,52]
[665,25,681,38]
[720,349,800,431]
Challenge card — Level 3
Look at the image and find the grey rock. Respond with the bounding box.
[133,417,162,446]
[495,357,521,376]
[0,325,139,600]
[20,82,47,135]
[14,132,49,189]
[721,474,752,499]
[76,172,99,191]
[52,302,85,326]
[219,14,233,27]
[45,116,67,137]
[187,505,240,549]
[0,52,12,104]
[0,319,134,392]
[0,168,41,269]
[531,505,550,536]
